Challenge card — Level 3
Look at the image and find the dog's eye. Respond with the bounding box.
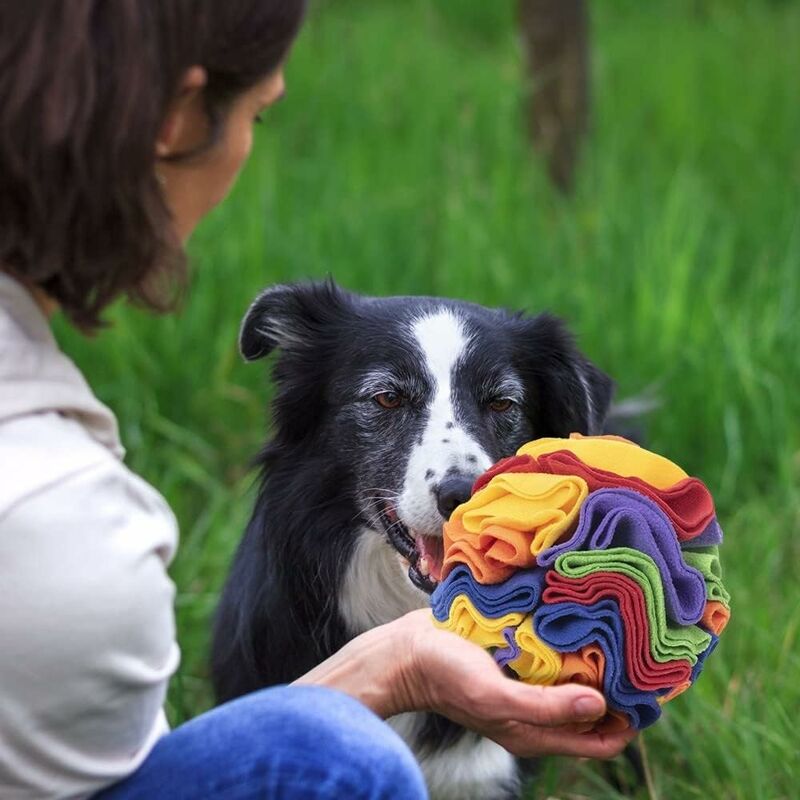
[374,391,404,409]
[488,398,514,413]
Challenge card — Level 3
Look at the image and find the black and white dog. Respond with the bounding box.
[212,280,614,799]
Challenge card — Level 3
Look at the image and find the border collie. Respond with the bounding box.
[212,280,613,800]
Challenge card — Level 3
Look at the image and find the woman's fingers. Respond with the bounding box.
[468,671,608,728]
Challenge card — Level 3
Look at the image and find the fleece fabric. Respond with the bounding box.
[493,627,522,669]
[556,645,632,734]
[690,634,720,683]
[434,594,524,649]
[476,449,720,546]
[517,435,688,490]
[554,549,712,663]
[506,616,563,685]
[683,517,724,547]
[533,599,663,729]
[542,571,693,691]
[682,547,731,605]
[557,644,606,688]
[701,601,731,636]
[442,472,588,583]
[539,489,707,626]
[431,565,546,622]
[430,433,731,732]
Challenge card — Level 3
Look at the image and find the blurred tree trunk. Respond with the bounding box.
[518,0,590,193]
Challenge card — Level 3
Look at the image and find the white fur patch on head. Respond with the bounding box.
[413,311,468,390]
[396,310,492,537]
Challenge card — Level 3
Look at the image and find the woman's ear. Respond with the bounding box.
[155,66,208,158]
[512,312,614,436]
[239,279,353,361]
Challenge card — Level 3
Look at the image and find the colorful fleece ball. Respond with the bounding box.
[430,434,730,732]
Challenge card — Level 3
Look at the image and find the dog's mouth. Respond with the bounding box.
[379,502,444,594]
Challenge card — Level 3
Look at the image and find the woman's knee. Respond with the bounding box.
[214,685,428,799]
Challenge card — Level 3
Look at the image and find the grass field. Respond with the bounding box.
[56,1,800,797]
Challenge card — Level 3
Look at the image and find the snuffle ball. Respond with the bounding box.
[430,434,730,732]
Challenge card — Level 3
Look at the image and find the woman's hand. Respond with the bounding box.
[295,609,637,760]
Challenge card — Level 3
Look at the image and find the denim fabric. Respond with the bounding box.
[94,686,428,800]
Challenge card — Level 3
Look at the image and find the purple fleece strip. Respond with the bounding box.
[493,627,522,669]
[681,517,724,548]
[430,564,547,623]
[533,599,661,729]
[537,488,706,625]
[690,633,719,683]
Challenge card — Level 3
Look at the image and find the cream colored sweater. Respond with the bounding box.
[0,273,180,799]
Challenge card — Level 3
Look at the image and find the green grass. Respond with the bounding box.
[56,0,800,797]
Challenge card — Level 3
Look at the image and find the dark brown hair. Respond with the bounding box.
[0,0,306,331]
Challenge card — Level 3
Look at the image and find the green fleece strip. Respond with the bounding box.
[682,546,731,606]
[554,547,712,664]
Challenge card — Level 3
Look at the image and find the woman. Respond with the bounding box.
[0,2,635,798]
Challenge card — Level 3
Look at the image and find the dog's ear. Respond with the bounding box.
[513,312,614,436]
[239,280,352,361]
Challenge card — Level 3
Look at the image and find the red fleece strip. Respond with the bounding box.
[472,455,535,494]
[474,451,715,542]
[543,570,693,691]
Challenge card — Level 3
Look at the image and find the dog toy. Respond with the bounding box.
[430,434,730,732]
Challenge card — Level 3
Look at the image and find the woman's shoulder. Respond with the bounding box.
[0,409,107,493]
[1,410,170,521]
[0,405,180,587]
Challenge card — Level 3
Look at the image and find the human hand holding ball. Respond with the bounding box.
[430,434,730,733]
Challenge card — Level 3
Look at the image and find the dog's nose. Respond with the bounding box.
[435,475,475,520]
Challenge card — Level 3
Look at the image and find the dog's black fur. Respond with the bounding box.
[212,280,614,798]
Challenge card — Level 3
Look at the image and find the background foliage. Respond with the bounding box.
[58,1,800,797]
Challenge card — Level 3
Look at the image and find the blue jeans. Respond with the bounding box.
[95,686,428,799]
